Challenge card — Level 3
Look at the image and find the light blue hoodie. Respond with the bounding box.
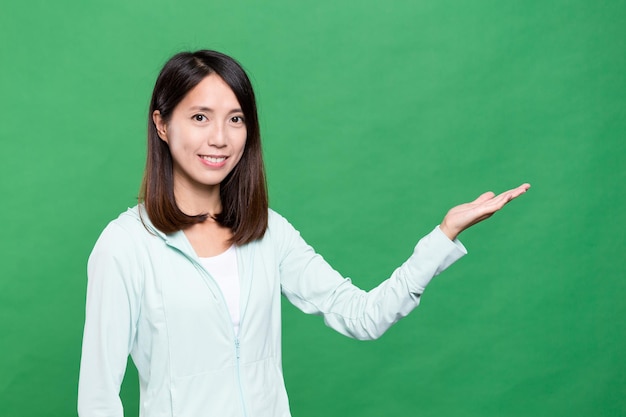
[78,207,466,417]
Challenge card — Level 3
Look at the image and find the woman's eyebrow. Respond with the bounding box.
[188,106,243,114]
[188,106,214,112]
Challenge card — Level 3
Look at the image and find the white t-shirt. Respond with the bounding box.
[199,245,241,335]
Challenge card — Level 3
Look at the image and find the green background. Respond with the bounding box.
[1,0,625,416]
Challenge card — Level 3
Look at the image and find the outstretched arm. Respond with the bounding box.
[274,211,466,340]
[440,183,531,241]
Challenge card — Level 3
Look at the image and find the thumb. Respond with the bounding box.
[473,191,496,204]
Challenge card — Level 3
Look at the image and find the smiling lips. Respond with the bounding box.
[199,154,228,167]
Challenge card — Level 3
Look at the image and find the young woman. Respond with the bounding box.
[78,50,530,417]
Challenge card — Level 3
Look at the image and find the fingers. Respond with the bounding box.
[473,184,530,206]
[474,191,496,204]
[481,183,531,213]
[505,183,531,196]
[499,183,531,202]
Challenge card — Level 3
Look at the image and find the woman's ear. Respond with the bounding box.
[152,110,168,142]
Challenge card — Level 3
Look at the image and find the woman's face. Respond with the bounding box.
[153,74,247,196]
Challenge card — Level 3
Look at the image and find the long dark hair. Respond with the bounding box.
[140,50,268,245]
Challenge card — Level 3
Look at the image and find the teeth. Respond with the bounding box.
[201,156,226,163]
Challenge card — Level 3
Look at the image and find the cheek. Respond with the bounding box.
[238,129,248,151]
[168,127,198,153]
[237,137,247,158]
[230,127,247,152]
[229,140,247,170]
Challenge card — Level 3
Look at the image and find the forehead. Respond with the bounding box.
[178,74,241,110]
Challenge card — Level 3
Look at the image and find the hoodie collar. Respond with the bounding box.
[126,205,199,260]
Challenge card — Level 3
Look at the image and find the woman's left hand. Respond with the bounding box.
[439,183,531,241]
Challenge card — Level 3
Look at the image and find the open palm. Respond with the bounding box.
[440,183,531,240]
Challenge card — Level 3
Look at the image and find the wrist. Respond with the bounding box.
[439,221,459,241]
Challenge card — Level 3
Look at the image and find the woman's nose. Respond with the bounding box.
[208,123,227,147]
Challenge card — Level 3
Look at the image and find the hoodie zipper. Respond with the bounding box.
[166,242,250,417]
[234,337,249,417]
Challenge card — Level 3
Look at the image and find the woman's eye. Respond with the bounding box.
[193,114,206,122]
[231,116,244,124]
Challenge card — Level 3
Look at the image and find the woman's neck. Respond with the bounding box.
[173,181,222,217]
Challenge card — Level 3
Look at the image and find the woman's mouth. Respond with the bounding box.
[200,155,226,163]
[199,155,228,167]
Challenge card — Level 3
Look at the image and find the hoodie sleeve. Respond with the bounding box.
[274,212,467,340]
[78,222,143,417]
